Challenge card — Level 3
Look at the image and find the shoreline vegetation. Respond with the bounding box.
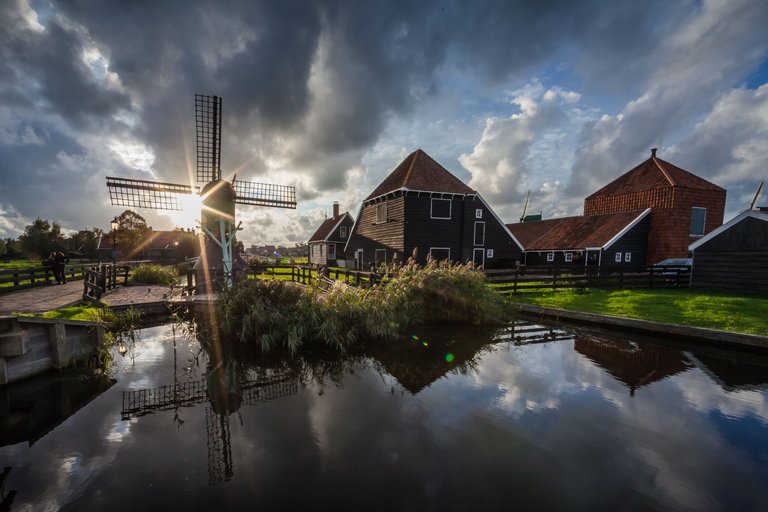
[218,258,511,353]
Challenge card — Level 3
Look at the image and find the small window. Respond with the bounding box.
[376,202,387,223]
[690,207,706,236]
[486,249,494,258]
[474,221,485,246]
[429,247,451,261]
[624,252,631,262]
[340,226,347,238]
[327,243,336,260]
[565,253,573,262]
[615,252,622,263]
[431,198,451,219]
[475,209,483,219]
[547,252,554,262]
[375,248,386,265]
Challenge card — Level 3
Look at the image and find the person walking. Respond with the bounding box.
[54,251,68,284]
[45,252,57,284]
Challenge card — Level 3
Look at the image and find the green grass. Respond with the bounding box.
[129,264,178,285]
[15,303,107,322]
[513,288,768,336]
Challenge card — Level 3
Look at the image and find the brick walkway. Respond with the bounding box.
[0,281,182,315]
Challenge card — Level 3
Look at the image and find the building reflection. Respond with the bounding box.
[685,351,768,392]
[574,336,693,396]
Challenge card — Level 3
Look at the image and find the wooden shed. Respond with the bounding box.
[308,203,354,267]
[688,209,768,294]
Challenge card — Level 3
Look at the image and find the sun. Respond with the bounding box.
[166,193,203,229]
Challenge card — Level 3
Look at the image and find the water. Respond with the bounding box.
[2,320,768,511]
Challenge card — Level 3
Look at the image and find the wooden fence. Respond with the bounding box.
[244,264,380,288]
[83,263,132,303]
[0,263,94,292]
[483,265,691,294]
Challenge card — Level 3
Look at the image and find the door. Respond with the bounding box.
[355,249,364,270]
[473,248,485,268]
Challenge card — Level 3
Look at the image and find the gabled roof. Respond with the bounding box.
[365,149,475,201]
[507,209,650,251]
[308,212,351,242]
[586,155,724,199]
[689,209,768,251]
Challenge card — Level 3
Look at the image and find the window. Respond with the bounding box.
[624,252,631,263]
[376,202,387,223]
[327,243,336,260]
[375,249,386,266]
[475,209,483,219]
[565,252,573,262]
[429,247,451,261]
[431,198,451,219]
[615,252,622,263]
[547,252,554,262]
[474,221,485,246]
[340,226,347,238]
[690,207,706,236]
[486,249,494,258]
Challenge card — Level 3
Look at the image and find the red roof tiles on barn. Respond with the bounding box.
[365,149,475,201]
[586,155,724,200]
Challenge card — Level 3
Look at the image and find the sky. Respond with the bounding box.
[1,0,767,246]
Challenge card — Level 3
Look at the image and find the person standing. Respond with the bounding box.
[54,251,68,284]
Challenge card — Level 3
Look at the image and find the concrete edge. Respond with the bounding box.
[512,303,768,351]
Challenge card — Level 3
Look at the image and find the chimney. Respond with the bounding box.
[651,148,658,158]
[333,201,339,217]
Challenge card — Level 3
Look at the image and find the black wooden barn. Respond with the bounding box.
[507,209,651,268]
[688,209,768,294]
[308,202,354,267]
[344,149,524,270]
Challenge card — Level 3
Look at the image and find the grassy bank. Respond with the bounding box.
[512,288,768,336]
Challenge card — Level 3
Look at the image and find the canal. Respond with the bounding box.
[1,319,767,511]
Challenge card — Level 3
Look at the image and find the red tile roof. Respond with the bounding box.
[366,149,475,200]
[586,156,724,200]
[308,213,349,242]
[507,210,647,250]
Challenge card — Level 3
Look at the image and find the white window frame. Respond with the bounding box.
[486,248,494,258]
[475,209,483,219]
[565,252,573,262]
[376,202,387,224]
[615,252,622,263]
[690,207,707,236]
[546,252,554,262]
[340,226,347,239]
[474,221,486,246]
[327,243,336,260]
[430,198,452,219]
[429,247,451,260]
[624,252,631,263]
[355,249,364,269]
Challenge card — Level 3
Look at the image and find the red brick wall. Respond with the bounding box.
[584,186,725,264]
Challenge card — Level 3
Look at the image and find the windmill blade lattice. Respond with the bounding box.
[233,179,296,209]
[195,94,222,183]
[107,176,195,211]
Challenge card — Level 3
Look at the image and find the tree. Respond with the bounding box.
[0,238,5,258]
[174,230,201,261]
[111,210,152,259]
[1,238,20,258]
[18,218,66,259]
[68,228,103,259]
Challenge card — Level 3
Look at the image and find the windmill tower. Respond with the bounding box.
[107,94,296,292]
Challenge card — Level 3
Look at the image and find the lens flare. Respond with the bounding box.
[445,353,455,363]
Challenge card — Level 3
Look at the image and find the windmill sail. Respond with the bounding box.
[233,179,296,209]
[195,94,222,183]
[107,176,194,211]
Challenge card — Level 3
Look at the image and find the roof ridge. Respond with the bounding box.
[653,157,677,187]
[402,149,420,188]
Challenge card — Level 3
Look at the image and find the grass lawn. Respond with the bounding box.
[15,304,106,322]
[511,287,768,336]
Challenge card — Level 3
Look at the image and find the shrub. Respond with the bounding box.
[130,264,178,285]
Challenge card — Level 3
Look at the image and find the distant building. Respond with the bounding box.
[344,149,523,270]
[96,229,184,261]
[308,202,354,266]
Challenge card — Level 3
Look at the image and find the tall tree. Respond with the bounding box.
[68,228,103,259]
[18,218,65,259]
[111,210,152,259]
[1,238,20,258]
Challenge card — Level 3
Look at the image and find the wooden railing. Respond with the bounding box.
[0,263,94,292]
[243,264,380,288]
[82,264,132,303]
[483,265,691,294]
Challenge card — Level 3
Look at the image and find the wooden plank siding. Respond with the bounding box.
[346,194,406,269]
[691,216,768,294]
[308,214,354,267]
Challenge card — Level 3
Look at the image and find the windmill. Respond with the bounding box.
[107,94,296,291]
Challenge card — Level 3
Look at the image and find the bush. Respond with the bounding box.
[130,264,178,285]
[216,257,510,354]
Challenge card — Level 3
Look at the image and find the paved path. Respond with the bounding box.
[0,281,183,315]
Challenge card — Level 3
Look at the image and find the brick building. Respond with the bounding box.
[584,149,725,264]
